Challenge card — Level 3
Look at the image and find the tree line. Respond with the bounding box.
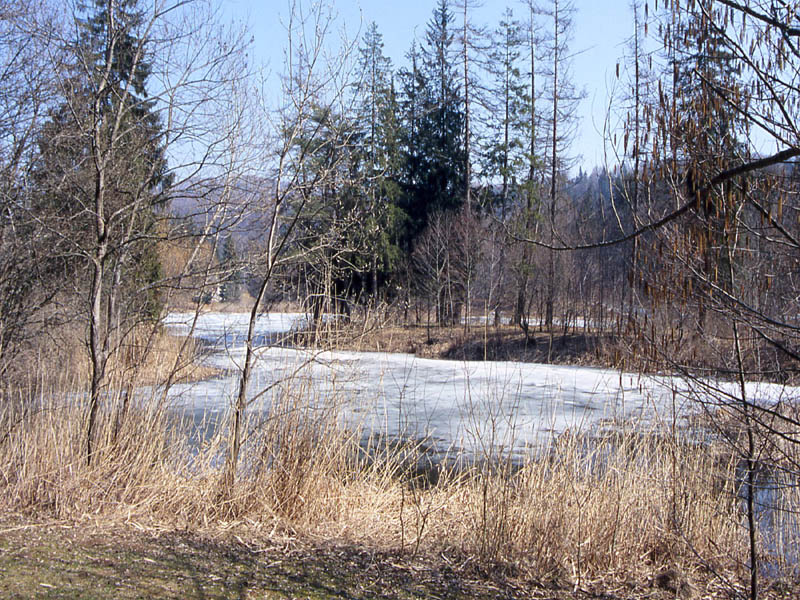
[0,0,644,384]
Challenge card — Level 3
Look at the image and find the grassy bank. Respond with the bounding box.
[2,307,798,598]
[0,520,613,600]
[314,322,619,366]
[9,322,216,396]
[2,377,798,598]
[5,519,795,600]
[303,309,800,385]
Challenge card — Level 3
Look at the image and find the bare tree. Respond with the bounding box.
[541,0,581,335]
[0,0,68,382]
[25,0,253,463]
[222,1,359,491]
[604,2,800,596]
[413,210,454,332]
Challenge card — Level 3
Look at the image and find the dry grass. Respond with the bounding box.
[313,321,623,368]
[310,308,800,386]
[3,370,792,597]
[110,324,219,386]
[692,400,800,580]
[306,307,686,373]
[9,321,216,398]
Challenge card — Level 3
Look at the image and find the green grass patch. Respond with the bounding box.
[0,521,544,599]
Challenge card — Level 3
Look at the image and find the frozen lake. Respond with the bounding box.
[162,312,795,456]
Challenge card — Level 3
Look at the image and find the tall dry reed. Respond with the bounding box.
[0,372,788,590]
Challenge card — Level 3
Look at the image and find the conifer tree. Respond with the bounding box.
[396,41,428,245]
[397,0,466,252]
[219,235,241,303]
[484,7,528,214]
[541,0,581,333]
[34,0,171,463]
[420,0,466,216]
[668,1,748,333]
[353,22,404,303]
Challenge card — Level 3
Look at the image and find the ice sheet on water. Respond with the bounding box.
[163,311,307,349]
[162,312,800,456]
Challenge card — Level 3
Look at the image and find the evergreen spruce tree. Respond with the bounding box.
[396,41,429,247]
[396,0,466,252]
[33,0,172,463]
[35,0,170,319]
[290,103,365,325]
[395,0,468,324]
[419,0,466,216]
[483,7,528,215]
[669,1,748,332]
[672,3,745,197]
[353,22,405,303]
[219,235,241,303]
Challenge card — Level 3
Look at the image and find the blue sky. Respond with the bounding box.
[223,0,639,171]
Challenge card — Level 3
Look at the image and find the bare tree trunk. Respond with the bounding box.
[545,0,559,333]
[87,248,107,465]
[223,179,286,490]
[515,2,538,331]
[462,0,472,215]
[86,7,115,464]
[224,269,267,490]
[724,211,759,600]
[222,2,355,492]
